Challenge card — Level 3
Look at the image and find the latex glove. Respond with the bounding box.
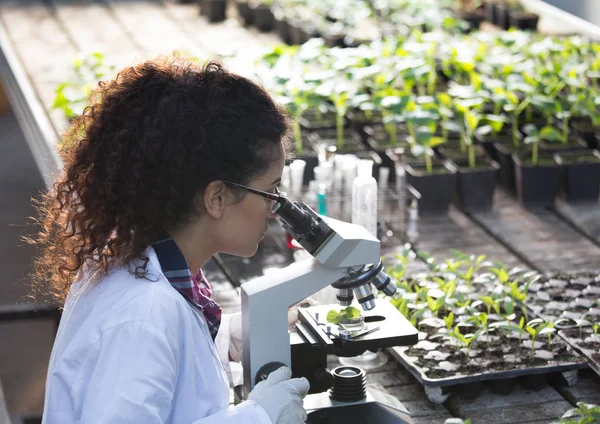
[229,298,319,363]
[248,366,310,424]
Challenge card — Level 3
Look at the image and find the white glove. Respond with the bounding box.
[248,366,310,424]
[229,298,319,363]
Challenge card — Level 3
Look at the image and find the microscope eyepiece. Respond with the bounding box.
[274,196,334,256]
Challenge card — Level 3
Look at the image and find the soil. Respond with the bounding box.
[526,272,600,325]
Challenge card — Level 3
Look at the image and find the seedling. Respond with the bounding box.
[525,318,553,357]
[327,306,362,325]
[558,402,600,424]
[522,123,562,165]
[53,51,116,120]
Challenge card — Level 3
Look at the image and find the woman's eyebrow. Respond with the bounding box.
[270,177,281,185]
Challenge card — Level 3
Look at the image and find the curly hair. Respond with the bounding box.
[31,55,292,305]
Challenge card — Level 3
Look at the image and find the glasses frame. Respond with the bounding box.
[224,181,283,213]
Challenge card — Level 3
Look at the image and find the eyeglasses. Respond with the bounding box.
[224,181,284,213]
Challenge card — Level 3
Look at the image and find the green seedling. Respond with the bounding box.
[327,306,362,325]
[479,295,501,316]
[53,51,116,121]
[469,312,493,353]
[379,92,412,145]
[432,325,480,359]
[522,123,562,165]
[558,402,600,424]
[426,295,447,318]
[525,318,553,357]
[491,316,527,354]
[444,312,455,330]
[503,91,530,149]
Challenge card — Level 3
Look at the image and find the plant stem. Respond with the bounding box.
[512,118,520,148]
[468,144,476,168]
[408,122,417,142]
[526,105,532,123]
[336,113,344,150]
[425,153,433,174]
[532,141,538,165]
[386,122,397,145]
[315,108,322,122]
[292,119,303,154]
[562,118,569,144]
[460,132,466,153]
[442,120,448,143]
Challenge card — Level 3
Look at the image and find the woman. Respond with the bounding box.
[32,56,309,423]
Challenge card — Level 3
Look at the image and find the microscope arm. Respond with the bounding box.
[241,257,348,398]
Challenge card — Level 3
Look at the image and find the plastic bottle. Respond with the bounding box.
[352,160,378,238]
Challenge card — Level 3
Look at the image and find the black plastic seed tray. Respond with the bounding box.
[389,344,586,388]
[525,271,600,328]
[559,328,600,378]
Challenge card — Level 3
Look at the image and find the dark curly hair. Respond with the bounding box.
[31,55,292,305]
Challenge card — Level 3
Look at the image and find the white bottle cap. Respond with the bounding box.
[357,159,373,178]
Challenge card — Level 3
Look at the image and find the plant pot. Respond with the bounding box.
[288,19,317,45]
[454,10,485,32]
[494,3,510,29]
[476,132,513,161]
[453,159,500,212]
[436,144,488,162]
[483,1,497,23]
[198,0,207,13]
[539,137,587,154]
[494,141,529,195]
[205,0,227,22]
[252,4,274,32]
[323,30,346,48]
[513,153,560,207]
[405,161,458,215]
[554,149,600,202]
[237,1,253,26]
[273,8,291,43]
[508,10,539,31]
[570,119,598,149]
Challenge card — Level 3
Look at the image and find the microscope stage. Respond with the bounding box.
[296,300,418,356]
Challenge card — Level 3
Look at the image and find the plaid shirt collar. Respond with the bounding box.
[152,233,222,340]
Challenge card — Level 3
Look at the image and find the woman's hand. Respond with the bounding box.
[248,366,310,424]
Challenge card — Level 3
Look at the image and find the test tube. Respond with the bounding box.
[342,155,358,194]
[281,165,291,193]
[289,159,306,197]
[378,167,389,192]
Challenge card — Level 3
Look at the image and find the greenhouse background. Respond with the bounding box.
[1,0,600,423]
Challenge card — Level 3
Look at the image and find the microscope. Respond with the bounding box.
[241,192,418,423]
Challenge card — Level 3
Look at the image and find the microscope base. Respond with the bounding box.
[304,388,413,424]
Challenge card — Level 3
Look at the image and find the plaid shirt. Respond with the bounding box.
[152,234,222,340]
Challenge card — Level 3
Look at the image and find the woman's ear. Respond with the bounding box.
[203,181,229,219]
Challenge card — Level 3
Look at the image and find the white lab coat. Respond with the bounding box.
[42,247,272,424]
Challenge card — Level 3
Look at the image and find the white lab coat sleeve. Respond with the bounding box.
[74,321,271,424]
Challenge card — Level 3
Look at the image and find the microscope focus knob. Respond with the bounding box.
[311,368,334,393]
[254,361,287,385]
